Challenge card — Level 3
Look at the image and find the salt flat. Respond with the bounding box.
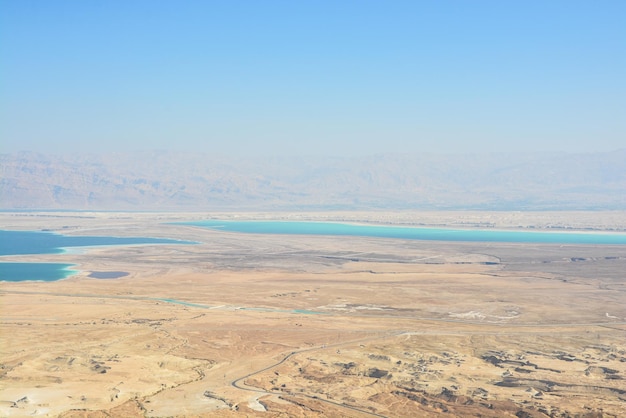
[1,211,625,417]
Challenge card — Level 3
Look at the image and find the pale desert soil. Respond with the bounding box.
[1,211,625,417]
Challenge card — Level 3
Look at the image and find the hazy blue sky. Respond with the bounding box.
[1,0,624,156]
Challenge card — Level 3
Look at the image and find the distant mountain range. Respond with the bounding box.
[1,150,625,210]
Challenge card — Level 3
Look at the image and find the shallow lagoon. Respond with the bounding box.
[0,230,194,256]
[185,220,626,245]
[0,230,195,282]
[0,262,78,282]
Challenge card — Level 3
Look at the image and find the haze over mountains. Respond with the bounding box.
[1,150,625,211]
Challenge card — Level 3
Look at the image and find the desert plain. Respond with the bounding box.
[1,211,625,417]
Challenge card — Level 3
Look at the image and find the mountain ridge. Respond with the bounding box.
[1,150,625,210]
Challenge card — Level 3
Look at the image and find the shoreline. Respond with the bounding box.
[182,219,626,245]
[2,210,626,233]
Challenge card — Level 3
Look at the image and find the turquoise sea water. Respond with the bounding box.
[184,220,626,245]
[0,262,78,282]
[0,230,194,256]
[0,230,195,282]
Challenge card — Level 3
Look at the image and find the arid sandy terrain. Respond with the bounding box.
[1,211,625,417]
